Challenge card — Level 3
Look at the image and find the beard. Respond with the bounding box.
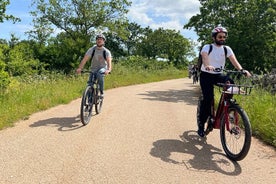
[215,40,226,45]
[96,43,104,47]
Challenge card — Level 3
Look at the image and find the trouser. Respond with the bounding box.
[88,68,106,94]
[198,71,233,126]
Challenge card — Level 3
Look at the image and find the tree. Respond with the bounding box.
[29,0,131,72]
[138,28,194,68]
[30,0,131,43]
[184,0,276,73]
[0,0,20,23]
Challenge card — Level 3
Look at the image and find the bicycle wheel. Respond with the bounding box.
[220,104,252,161]
[95,84,103,114]
[80,86,93,125]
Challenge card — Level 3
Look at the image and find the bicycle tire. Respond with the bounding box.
[95,84,103,114]
[80,86,93,125]
[220,104,252,161]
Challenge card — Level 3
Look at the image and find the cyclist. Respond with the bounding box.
[76,33,112,98]
[191,65,199,83]
[197,25,251,137]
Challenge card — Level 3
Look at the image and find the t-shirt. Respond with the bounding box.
[85,45,111,72]
[200,44,233,74]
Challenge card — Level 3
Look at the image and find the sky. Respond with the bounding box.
[0,0,201,42]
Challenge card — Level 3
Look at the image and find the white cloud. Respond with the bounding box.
[127,0,201,40]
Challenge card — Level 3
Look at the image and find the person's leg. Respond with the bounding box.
[198,72,216,137]
[97,68,106,95]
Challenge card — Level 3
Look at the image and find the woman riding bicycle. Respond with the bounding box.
[76,33,112,98]
[197,25,251,137]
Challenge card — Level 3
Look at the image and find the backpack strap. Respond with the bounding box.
[208,44,213,54]
[91,47,107,60]
[223,46,227,58]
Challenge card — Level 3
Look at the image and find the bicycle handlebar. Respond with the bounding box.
[81,70,111,75]
[213,67,246,75]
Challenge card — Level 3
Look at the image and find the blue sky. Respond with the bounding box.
[1,0,201,42]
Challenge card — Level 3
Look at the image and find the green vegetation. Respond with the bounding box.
[237,89,276,147]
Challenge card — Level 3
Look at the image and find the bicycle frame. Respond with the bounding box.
[211,91,234,130]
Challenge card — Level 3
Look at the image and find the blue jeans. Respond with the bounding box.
[88,68,106,94]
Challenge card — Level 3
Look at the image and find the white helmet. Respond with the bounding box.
[95,33,106,41]
[211,25,228,37]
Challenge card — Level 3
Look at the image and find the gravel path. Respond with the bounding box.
[0,78,275,184]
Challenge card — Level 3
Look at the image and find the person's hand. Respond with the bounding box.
[205,65,215,71]
[76,68,82,74]
[105,69,111,75]
[242,69,252,77]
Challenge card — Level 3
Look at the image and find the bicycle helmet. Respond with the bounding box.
[211,25,228,37]
[96,33,106,41]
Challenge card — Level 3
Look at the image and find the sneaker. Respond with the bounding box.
[99,93,104,99]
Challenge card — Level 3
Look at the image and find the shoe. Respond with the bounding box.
[197,129,205,137]
[99,93,104,99]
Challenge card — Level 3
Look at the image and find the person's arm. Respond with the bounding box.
[76,55,90,74]
[229,54,251,77]
[105,56,112,74]
[202,51,215,71]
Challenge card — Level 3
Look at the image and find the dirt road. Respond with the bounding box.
[0,78,275,184]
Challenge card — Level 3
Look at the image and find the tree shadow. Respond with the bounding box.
[29,115,83,131]
[150,130,242,175]
[137,85,200,105]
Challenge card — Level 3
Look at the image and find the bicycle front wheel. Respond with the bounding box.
[95,85,103,114]
[220,104,252,161]
[80,86,93,125]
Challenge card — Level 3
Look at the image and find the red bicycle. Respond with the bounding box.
[197,68,253,161]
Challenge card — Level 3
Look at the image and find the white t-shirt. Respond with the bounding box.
[200,44,233,74]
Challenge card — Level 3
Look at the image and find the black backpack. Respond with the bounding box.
[91,47,107,60]
[197,44,227,70]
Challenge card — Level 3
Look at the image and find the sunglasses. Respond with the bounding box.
[218,36,227,39]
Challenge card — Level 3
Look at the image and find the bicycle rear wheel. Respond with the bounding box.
[95,85,103,114]
[220,104,252,161]
[80,86,93,125]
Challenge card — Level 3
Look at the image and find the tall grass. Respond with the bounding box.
[236,88,276,147]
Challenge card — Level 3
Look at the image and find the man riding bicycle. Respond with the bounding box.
[197,25,251,137]
[76,33,112,98]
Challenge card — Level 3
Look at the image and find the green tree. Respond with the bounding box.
[30,0,131,42]
[0,0,20,23]
[5,42,41,76]
[0,43,10,90]
[138,28,194,68]
[184,0,276,73]
[29,0,131,72]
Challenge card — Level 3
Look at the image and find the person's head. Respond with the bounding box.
[95,33,106,47]
[211,25,228,46]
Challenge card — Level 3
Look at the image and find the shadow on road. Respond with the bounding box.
[29,115,83,131]
[150,130,242,175]
[138,86,200,105]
